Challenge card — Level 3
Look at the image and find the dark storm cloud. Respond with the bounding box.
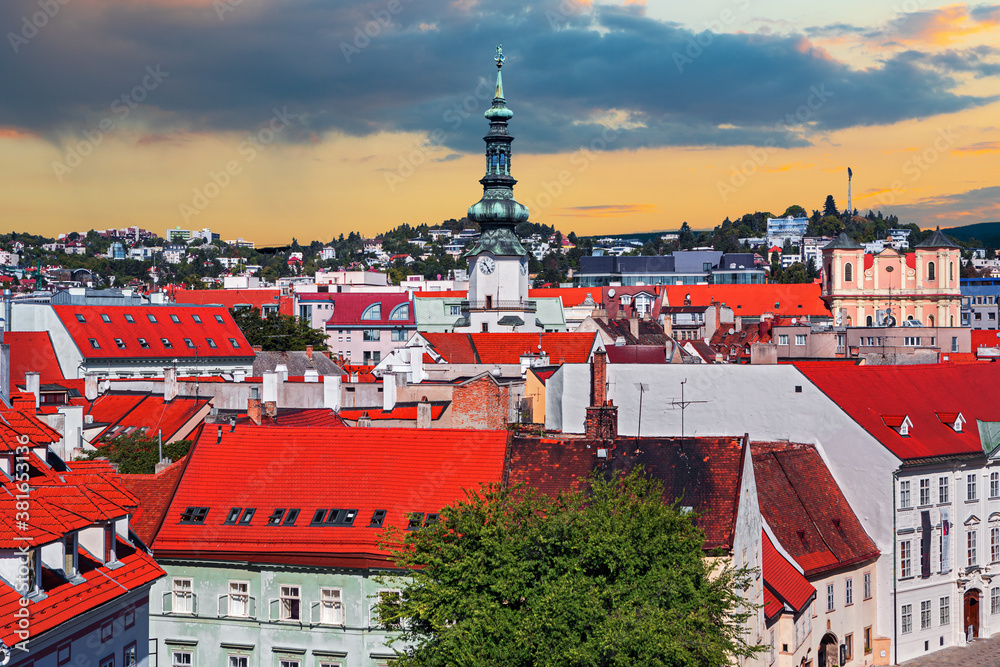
[0,0,993,153]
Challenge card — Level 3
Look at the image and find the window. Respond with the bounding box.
[115,338,127,349]
[361,303,382,320]
[192,314,202,323]
[844,632,853,660]
[864,626,872,654]
[448,305,460,316]
[921,600,931,629]
[940,476,950,503]
[101,313,111,323]
[826,583,834,611]
[58,643,71,665]
[267,509,285,525]
[102,618,114,641]
[992,527,999,563]
[184,338,195,349]
[171,651,192,667]
[845,578,853,606]
[940,596,950,625]
[123,643,137,667]
[992,472,999,498]
[320,587,344,625]
[228,657,248,667]
[928,261,936,281]
[795,334,806,346]
[372,590,402,628]
[206,338,217,349]
[124,313,135,323]
[968,530,977,567]
[76,313,87,323]
[170,314,181,323]
[179,507,208,524]
[283,509,299,525]
[969,473,978,500]
[919,478,930,506]
[278,661,299,667]
[280,585,300,621]
[229,581,249,617]
[138,338,150,349]
[215,314,225,324]
[89,338,101,349]
[224,507,242,525]
[173,578,193,614]
[993,588,1000,614]
[147,313,157,323]
[391,329,407,342]
[844,262,853,282]
[901,603,913,633]
[100,658,114,667]
[389,303,409,320]
[238,508,255,525]
[229,338,240,348]
[777,334,789,345]
[904,336,921,346]
[900,541,912,577]
[900,480,911,508]
[863,572,871,600]
[363,329,380,341]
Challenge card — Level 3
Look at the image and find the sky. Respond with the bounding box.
[0,0,998,245]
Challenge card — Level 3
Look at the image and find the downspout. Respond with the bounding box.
[893,466,899,666]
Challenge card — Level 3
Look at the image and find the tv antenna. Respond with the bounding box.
[670,379,708,446]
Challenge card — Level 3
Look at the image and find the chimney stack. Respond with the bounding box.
[85,373,99,401]
[163,367,178,402]
[306,345,313,360]
[323,374,342,411]
[416,397,432,428]
[383,372,397,413]
[629,315,639,340]
[590,349,608,407]
[24,371,40,408]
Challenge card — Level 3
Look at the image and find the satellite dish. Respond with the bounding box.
[608,288,616,297]
[995,332,1000,339]
[728,328,735,335]
[791,318,797,325]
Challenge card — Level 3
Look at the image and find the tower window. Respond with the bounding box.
[928,261,936,281]
[844,262,853,283]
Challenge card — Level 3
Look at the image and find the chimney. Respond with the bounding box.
[304,368,319,383]
[163,367,178,401]
[263,400,277,418]
[24,371,40,408]
[324,374,342,411]
[274,363,289,383]
[409,347,425,384]
[233,369,246,383]
[154,458,174,474]
[252,345,263,353]
[383,372,397,412]
[262,371,278,406]
[590,349,608,407]
[416,397,432,428]
[306,345,313,360]
[629,316,639,340]
[585,399,618,442]
[358,410,372,427]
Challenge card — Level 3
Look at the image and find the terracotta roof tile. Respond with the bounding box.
[3,331,65,383]
[762,530,815,617]
[421,332,599,365]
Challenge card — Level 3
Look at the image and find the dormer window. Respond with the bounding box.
[883,415,913,436]
[937,412,966,433]
[64,532,78,579]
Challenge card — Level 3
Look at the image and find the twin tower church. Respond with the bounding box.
[458,46,541,333]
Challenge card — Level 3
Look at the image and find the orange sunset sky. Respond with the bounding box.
[0,0,998,245]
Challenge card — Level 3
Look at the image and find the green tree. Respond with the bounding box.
[782,204,807,218]
[83,431,193,474]
[678,222,696,250]
[376,469,762,667]
[230,307,328,351]
[823,195,839,218]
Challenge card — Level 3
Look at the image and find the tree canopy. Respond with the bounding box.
[376,470,761,667]
[83,431,192,474]
[230,306,328,351]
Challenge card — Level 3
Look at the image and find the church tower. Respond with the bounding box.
[462,45,538,333]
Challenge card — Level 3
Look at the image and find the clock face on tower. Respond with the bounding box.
[478,256,496,275]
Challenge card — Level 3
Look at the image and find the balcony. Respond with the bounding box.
[461,299,537,312]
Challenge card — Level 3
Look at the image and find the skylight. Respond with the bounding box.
[215,314,225,324]
[180,507,209,524]
[89,338,100,349]
[229,338,240,348]
[238,508,255,525]
[267,509,286,525]
[147,314,157,323]
[283,509,300,525]
[370,510,387,527]
[100,314,111,323]
[125,313,135,323]
[406,512,425,531]
[170,314,181,323]
[138,338,150,349]
[224,508,242,525]
[311,509,327,524]
[162,338,173,349]
[114,338,126,349]
[75,313,86,323]
[424,513,440,527]
[206,338,217,349]
[192,314,202,324]
[184,338,195,349]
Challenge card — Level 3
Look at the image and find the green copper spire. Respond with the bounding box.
[465,45,528,258]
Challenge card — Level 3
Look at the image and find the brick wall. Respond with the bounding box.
[585,402,618,441]
[591,349,607,406]
[452,376,509,430]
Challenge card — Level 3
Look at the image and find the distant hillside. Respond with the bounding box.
[943,222,1000,247]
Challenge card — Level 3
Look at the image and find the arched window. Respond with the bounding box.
[499,153,506,172]
[928,314,935,327]
[950,262,954,281]
[866,315,873,327]
[928,261,936,281]
[389,303,409,321]
[361,303,381,320]
[491,154,499,173]
[844,262,853,283]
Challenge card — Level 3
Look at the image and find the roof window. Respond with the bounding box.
[114,338,126,349]
[311,509,327,524]
[424,513,440,527]
[138,338,150,349]
[224,508,242,525]
[284,509,300,526]
[100,314,111,323]
[170,314,181,323]
[89,338,100,349]
[179,507,209,524]
[267,509,286,525]
[325,509,358,526]
[937,412,966,433]
[147,314,157,323]
[125,313,135,323]
[162,338,173,349]
[215,314,225,324]
[370,510,387,527]
[192,314,202,324]
[75,313,86,323]
[361,303,382,320]
[406,512,425,531]
[206,338,217,349]
[229,338,240,348]
[883,414,913,437]
[184,338,195,349]
[238,508,255,525]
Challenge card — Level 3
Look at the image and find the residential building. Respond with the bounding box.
[577,252,766,287]
[131,425,509,667]
[166,227,192,243]
[319,293,415,366]
[766,216,810,244]
[821,229,962,328]
[960,278,1000,329]
[801,236,834,270]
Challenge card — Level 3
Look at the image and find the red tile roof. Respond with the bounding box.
[151,426,509,567]
[420,332,600,365]
[318,292,414,327]
[606,345,667,364]
[752,442,879,577]
[88,393,211,442]
[3,331,65,383]
[528,287,600,308]
[796,364,1000,460]
[234,408,347,428]
[507,436,598,498]
[761,530,815,619]
[662,283,828,317]
[170,287,293,316]
[338,403,447,421]
[120,457,190,546]
[971,329,1000,350]
[52,304,255,360]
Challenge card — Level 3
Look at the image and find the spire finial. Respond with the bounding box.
[495,44,504,69]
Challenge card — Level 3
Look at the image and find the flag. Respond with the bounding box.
[848,167,853,179]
